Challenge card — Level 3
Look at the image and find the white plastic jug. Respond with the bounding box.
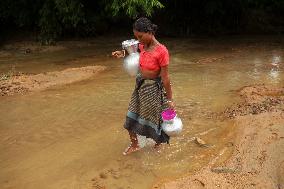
[122,39,140,76]
[123,52,140,76]
[161,109,183,137]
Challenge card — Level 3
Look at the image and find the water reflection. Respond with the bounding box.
[251,58,262,79]
[268,55,281,83]
[269,68,279,80]
[271,55,281,67]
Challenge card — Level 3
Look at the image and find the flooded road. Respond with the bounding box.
[0,36,283,189]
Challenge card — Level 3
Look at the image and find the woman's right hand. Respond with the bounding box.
[111,50,125,58]
[167,101,175,110]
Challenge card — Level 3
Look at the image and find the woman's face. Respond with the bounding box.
[133,30,153,45]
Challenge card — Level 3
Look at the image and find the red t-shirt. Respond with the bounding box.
[139,43,169,71]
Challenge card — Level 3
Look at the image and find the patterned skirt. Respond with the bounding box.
[124,74,170,144]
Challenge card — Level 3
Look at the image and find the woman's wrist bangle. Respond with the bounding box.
[122,50,125,58]
[167,99,173,103]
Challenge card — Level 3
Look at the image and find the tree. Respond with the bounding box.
[39,0,85,44]
[109,0,164,18]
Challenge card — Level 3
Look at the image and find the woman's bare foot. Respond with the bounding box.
[123,144,140,155]
[154,143,162,153]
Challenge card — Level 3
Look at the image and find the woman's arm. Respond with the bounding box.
[160,66,174,109]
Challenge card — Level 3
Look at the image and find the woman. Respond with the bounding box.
[112,17,174,155]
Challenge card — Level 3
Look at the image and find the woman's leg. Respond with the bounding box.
[123,130,140,155]
[154,142,162,152]
[129,130,138,147]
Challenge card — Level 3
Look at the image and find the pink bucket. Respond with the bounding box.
[161,109,176,121]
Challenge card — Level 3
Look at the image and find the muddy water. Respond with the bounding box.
[0,36,283,189]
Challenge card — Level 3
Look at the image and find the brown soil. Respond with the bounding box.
[0,66,107,96]
[155,85,284,189]
[224,85,284,118]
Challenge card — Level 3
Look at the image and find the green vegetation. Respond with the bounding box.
[0,0,283,43]
[110,0,164,17]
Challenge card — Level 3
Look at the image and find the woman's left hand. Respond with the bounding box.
[167,101,175,110]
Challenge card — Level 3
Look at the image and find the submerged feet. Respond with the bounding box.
[123,144,140,155]
[123,131,140,155]
[153,143,162,153]
[123,143,163,155]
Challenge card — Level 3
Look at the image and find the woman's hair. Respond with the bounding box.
[133,17,158,34]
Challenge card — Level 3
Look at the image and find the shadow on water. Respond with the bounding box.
[0,36,283,189]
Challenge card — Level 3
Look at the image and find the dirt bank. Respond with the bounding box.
[0,66,107,96]
[156,85,284,189]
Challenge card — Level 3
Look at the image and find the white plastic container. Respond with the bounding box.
[122,39,140,76]
[161,109,183,137]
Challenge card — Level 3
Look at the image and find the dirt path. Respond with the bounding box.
[156,85,284,189]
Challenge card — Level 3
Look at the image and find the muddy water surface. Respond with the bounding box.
[0,36,283,189]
